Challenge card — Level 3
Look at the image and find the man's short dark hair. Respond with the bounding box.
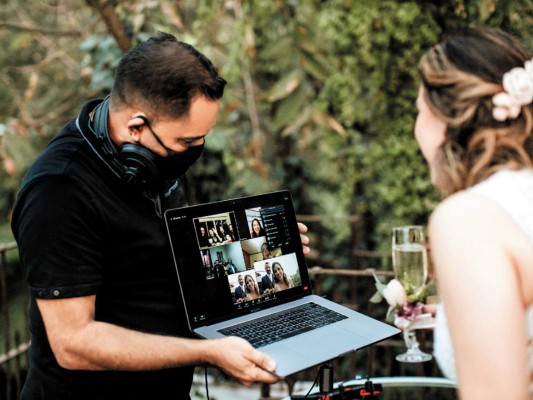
[110,32,226,120]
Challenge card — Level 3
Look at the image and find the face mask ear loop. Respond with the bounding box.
[134,115,169,154]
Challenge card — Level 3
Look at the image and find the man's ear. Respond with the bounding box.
[126,115,146,141]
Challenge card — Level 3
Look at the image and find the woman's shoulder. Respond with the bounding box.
[430,190,497,226]
[431,169,533,238]
[429,189,514,252]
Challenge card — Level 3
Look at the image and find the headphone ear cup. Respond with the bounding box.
[119,143,161,185]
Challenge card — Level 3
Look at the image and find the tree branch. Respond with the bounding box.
[85,0,132,52]
[0,22,82,36]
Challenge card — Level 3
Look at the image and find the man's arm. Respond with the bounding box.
[38,295,278,386]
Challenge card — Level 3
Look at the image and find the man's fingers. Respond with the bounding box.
[297,222,308,233]
[214,337,279,384]
[252,368,279,384]
[297,222,310,255]
[247,350,278,379]
[258,355,277,373]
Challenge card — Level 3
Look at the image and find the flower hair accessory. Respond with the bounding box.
[492,58,533,121]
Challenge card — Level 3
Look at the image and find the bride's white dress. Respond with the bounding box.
[433,169,533,388]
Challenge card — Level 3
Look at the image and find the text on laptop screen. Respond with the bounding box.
[165,191,312,328]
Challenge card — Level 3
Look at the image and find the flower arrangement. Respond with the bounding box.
[370,274,434,330]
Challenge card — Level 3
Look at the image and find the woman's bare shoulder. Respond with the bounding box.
[430,190,506,233]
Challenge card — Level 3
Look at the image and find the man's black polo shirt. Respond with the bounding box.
[11,100,195,399]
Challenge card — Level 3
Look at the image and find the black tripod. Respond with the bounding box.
[291,363,383,400]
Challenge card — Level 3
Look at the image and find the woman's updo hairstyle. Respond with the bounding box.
[418,27,533,196]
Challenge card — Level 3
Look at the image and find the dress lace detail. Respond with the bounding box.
[433,169,533,390]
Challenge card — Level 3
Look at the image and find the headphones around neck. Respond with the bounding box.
[90,96,161,185]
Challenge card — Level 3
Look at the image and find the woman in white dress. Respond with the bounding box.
[415,27,533,400]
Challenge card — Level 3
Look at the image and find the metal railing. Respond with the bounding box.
[0,241,29,400]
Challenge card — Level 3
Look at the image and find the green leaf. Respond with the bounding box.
[385,306,395,322]
[272,84,310,130]
[369,291,383,304]
[266,69,304,102]
[372,272,388,294]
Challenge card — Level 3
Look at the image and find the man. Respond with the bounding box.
[261,262,275,294]
[234,274,247,301]
[11,33,310,399]
[214,258,226,278]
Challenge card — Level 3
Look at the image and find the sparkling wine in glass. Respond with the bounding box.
[392,225,432,363]
[392,226,428,297]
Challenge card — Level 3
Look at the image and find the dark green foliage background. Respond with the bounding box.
[0,0,531,265]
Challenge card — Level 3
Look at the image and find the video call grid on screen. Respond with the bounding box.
[165,192,311,327]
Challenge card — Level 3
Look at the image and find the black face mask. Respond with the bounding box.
[137,115,205,182]
[155,143,204,181]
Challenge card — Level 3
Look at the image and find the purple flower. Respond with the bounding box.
[395,301,425,321]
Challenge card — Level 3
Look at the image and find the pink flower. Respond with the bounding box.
[492,93,522,121]
[503,66,533,105]
[382,279,407,308]
[492,57,533,121]
[525,60,533,76]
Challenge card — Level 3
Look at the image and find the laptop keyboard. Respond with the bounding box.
[218,302,348,348]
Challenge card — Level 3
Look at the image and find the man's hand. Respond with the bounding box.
[206,336,279,386]
[298,222,310,255]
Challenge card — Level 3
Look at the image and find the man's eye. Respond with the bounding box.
[180,137,204,146]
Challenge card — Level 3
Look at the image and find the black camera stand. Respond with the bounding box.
[291,363,383,400]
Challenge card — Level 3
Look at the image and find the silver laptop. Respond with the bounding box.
[164,190,399,378]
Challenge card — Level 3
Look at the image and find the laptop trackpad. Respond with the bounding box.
[291,326,361,357]
[264,344,311,377]
[264,328,361,377]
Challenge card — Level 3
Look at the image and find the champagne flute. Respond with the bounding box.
[392,225,428,296]
[392,225,432,363]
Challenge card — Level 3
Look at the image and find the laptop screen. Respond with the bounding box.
[164,190,313,329]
